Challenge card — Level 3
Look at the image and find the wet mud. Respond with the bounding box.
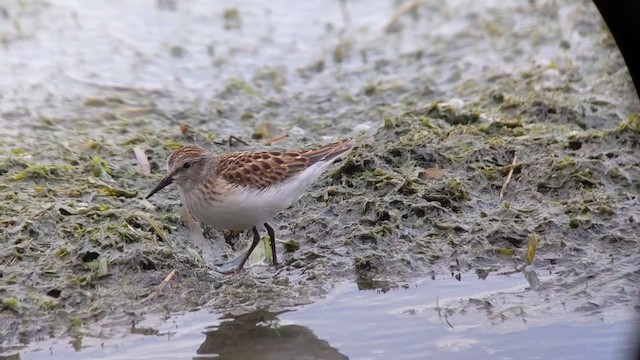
[1,0,639,353]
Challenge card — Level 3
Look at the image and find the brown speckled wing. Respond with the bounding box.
[217,139,351,189]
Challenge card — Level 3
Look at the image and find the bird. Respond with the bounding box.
[145,138,352,274]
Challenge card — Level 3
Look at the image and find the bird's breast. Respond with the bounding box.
[183,185,292,230]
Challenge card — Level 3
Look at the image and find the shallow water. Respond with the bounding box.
[1,0,640,357]
[14,271,638,359]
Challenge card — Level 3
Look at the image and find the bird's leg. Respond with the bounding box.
[215,226,262,274]
[264,223,278,267]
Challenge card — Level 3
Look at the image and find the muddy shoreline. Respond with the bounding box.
[1,0,639,353]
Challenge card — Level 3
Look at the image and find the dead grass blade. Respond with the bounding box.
[141,269,177,304]
[500,153,517,199]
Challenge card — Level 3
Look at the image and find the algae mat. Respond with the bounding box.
[1,0,639,352]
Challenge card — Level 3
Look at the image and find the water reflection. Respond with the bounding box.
[195,309,347,360]
[355,276,400,292]
[4,273,636,359]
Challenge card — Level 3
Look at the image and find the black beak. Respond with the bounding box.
[146,175,174,199]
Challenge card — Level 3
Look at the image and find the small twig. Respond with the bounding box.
[525,234,538,266]
[383,0,420,33]
[133,147,151,175]
[228,135,249,146]
[64,72,166,95]
[131,211,170,244]
[179,123,190,136]
[179,123,198,140]
[141,269,177,304]
[435,296,454,328]
[444,313,454,329]
[500,153,517,199]
[264,134,289,145]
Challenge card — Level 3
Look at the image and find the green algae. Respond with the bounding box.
[1,298,19,312]
[221,78,259,98]
[1,0,639,354]
[97,187,138,198]
[11,162,73,181]
[90,155,112,179]
[617,113,640,133]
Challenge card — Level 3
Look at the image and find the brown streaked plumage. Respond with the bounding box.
[146,139,352,274]
[216,140,351,189]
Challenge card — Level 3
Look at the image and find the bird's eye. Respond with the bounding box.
[182,162,191,169]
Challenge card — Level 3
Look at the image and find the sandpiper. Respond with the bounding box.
[146,139,352,274]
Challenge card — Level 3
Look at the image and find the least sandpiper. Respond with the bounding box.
[146,139,352,274]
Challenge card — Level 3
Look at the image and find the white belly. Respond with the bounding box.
[184,183,295,230]
[183,161,335,230]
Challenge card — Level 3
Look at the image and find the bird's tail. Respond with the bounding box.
[304,139,352,165]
